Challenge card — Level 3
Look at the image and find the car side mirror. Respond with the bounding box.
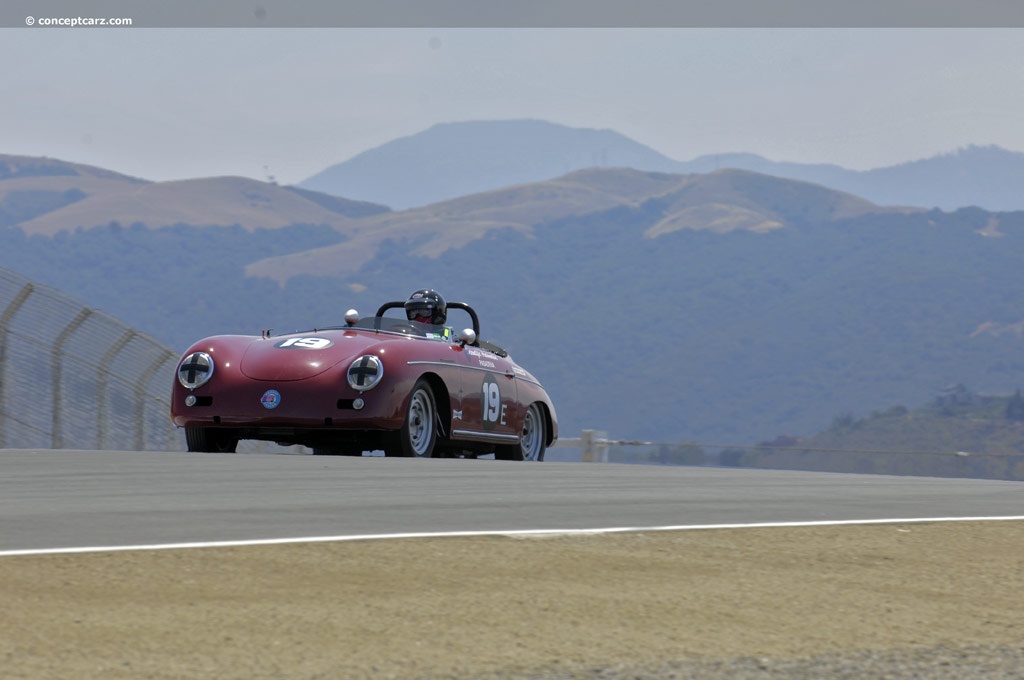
[458,328,477,346]
[344,309,359,326]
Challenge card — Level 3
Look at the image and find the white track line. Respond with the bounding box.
[3,516,1023,558]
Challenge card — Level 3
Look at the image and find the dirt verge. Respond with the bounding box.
[2,521,1022,679]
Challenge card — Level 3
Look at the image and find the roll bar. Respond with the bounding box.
[373,300,480,337]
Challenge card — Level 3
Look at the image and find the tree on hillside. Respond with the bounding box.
[1005,389,1024,421]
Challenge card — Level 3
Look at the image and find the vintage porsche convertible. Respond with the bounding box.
[170,297,557,460]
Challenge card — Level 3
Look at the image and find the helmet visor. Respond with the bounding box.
[406,305,434,321]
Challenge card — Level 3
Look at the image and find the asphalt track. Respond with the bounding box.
[2,448,1022,554]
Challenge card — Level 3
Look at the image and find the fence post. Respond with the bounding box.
[133,349,176,451]
[0,283,34,449]
[580,429,608,463]
[96,329,137,450]
[51,308,92,449]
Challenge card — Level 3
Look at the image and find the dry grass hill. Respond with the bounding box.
[0,154,383,235]
[245,167,896,284]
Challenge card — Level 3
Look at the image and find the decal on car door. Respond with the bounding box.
[481,375,507,431]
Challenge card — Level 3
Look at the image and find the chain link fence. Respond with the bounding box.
[0,267,181,451]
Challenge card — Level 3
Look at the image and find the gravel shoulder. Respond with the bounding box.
[2,521,1023,679]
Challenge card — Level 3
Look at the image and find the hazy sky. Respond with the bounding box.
[4,27,1024,185]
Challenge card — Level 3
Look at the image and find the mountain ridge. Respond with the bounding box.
[0,154,389,235]
[299,119,681,209]
[249,167,898,284]
[299,120,1024,212]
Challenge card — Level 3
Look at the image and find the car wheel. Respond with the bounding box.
[185,427,238,453]
[387,379,437,457]
[496,403,546,462]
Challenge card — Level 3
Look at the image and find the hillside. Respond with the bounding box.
[252,167,891,284]
[298,120,1024,212]
[803,394,1024,458]
[0,154,145,228]
[727,389,1024,480]
[0,154,388,235]
[4,154,1024,448]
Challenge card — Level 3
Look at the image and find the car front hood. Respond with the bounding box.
[239,331,380,381]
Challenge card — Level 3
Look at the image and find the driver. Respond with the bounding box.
[404,289,452,340]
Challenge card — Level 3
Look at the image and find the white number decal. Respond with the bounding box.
[277,337,332,350]
[482,379,508,425]
[484,381,500,422]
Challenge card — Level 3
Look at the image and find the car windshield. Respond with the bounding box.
[351,314,451,340]
[343,311,507,356]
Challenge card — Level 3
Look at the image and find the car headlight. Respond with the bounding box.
[347,355,383,391]
[178,352,214,389]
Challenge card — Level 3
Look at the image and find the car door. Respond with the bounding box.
[456,344,520,444]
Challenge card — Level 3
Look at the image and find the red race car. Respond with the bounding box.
[171,291,557,460]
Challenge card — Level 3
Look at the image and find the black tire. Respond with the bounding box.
[385,379,437,458]
[185,427,238,453]
[496,403,546,462]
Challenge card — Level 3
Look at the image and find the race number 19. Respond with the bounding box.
[276,337,332,349]
[482,378,507,425]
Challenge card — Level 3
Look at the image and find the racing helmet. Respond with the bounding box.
[404,289,447,325]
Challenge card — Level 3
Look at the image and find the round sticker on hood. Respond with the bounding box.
[261,389,282,409]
